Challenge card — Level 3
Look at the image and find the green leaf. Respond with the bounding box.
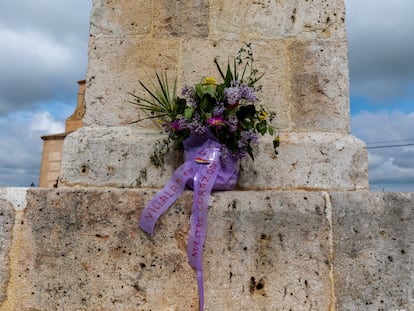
[195,84,205,98]
[268,127,274,136]
[214,58,226,80]
[200,96,211,111]
[233,57,238,81]
[175,98,187,115]
[247,145,254,161]
[205,85,216,98]
[255,120,267,135]
[205,112,212,120]
[225,62,234,86]
[215,84,225,101]
[273,137,280,155]
[184,107,194,119]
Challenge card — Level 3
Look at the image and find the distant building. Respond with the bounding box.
[38,80,85,187]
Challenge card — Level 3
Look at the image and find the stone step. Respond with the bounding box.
[60,127,368,191]
[1,188,413,310]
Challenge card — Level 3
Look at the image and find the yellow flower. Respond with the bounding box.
[202,77,216,85]
[259,111,268,120]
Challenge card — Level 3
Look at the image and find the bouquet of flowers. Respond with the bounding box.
[133,44,280,311]
[130,43,279,165]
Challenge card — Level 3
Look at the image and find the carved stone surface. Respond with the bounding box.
[287,39,350,131]
[60,0,365,189]
[90,0,153,36]
[83,0,349,132]
[209,0,346,41]
[331,192,414,311]
[0,188,333,310]
[0,198,14,304]
[60,127,368,190]
[239,132,368,190]
[1,188,413,310]
[60,127,179,188]
[153,0,210,38]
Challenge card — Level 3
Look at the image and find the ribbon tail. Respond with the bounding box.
[187,158,221,310]
[197,269,204,311]
[139,161,195,235]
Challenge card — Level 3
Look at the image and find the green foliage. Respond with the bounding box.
[129,43,280,163]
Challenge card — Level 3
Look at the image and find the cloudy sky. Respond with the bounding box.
[346,0,414,191]
[0,1,413,192]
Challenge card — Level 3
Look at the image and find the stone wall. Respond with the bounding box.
[85,0,349,131]
[38,135,65,188]
[39,80,85,188]
[1,188,413,310]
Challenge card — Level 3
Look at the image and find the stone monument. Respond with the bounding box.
[1,1,413,310]
[59,0,368,191]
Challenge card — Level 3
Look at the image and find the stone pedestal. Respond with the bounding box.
[60,0,368,190]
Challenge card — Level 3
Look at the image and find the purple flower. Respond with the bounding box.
[167,117,188,132]
[234,130,259,159]
[207,117,225,127]
[220,145,230,165]
[227,116,238,132]
[181,85,194,97]
[241,130,259,144]
[212,102,225,117]
[170,120,181,131]
[230,80,241,87]
[188,113,206,135]
[224,81,257,107]
[239,84,256,102]
[181,85,197,107]
[224,87,240,106]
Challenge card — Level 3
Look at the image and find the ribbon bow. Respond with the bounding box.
[139,137,234,311]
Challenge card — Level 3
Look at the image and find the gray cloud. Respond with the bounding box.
[345,0,414,101]
[0,0,91,115]
[0,0,90,44]
[0,111,64,186]
[0,0,90,186]
[392,150,414,169]
[351,111,414,191]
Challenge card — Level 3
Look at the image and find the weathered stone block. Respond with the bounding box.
[0,198,14,304]
[287,39,350,131]
[1,188,333,310]
[60,127,179,188]
[209,0,346,41]
[90,0,152,36]
[60,127,368,191]
[2,189,414,310]
[153,0,210,38]
[84,35,349,132]
[72,0,360,189]
[83,1,350,132]
[239,132,368,191]
[203,191,333,310]
[331,192,414,311]
[84,36,181,127]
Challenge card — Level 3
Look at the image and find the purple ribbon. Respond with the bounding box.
[138,161,195,235]
[187,147,221,311]
[139,133,239,311]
